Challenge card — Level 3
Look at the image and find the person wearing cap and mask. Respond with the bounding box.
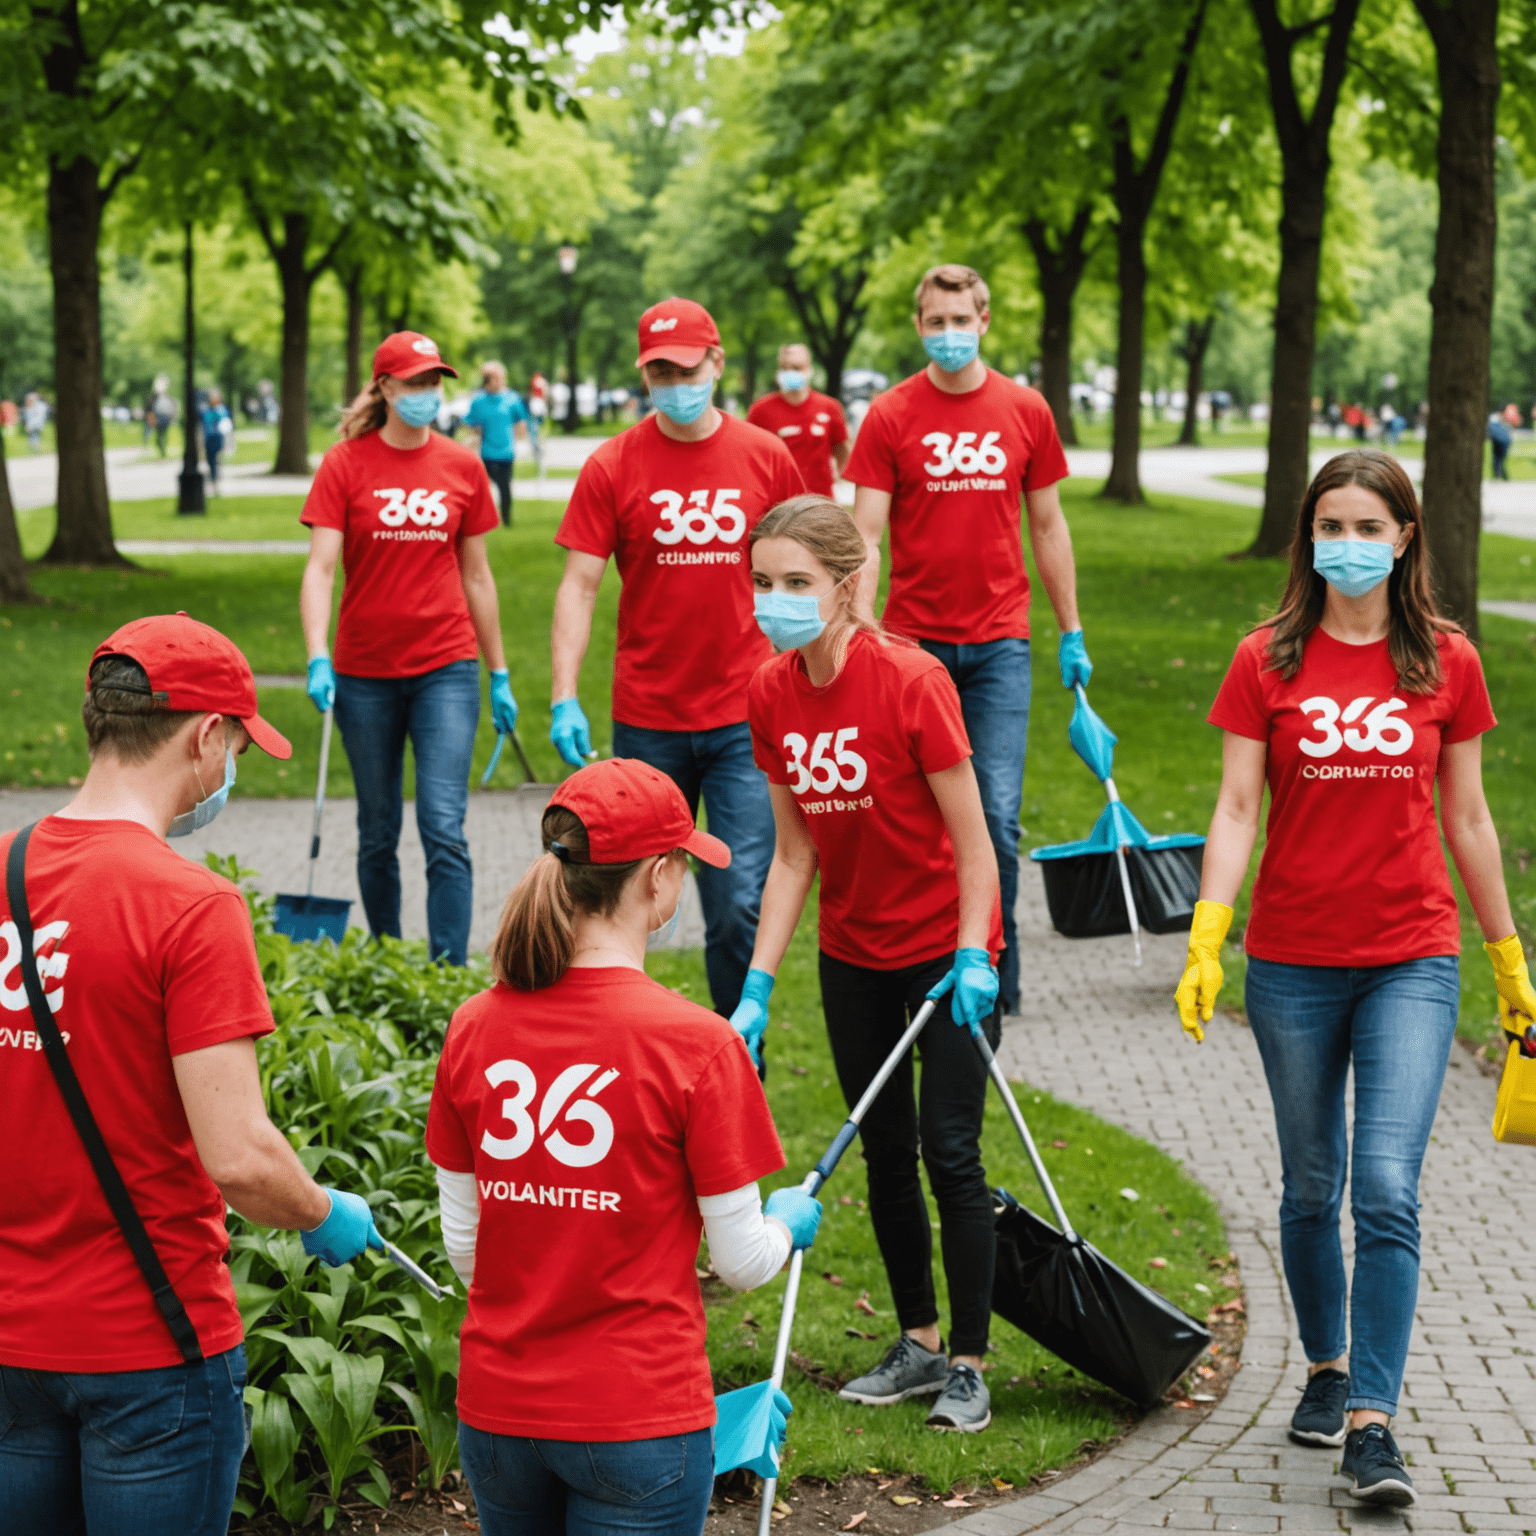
[746,343,852,498]
[426,757,821,1536]
[0,614,383,1536]
[300,332,518,967]
[549,299,805,1024]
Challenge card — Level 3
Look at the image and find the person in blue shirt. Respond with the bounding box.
[201,391,233,494]
[464,363,532,527]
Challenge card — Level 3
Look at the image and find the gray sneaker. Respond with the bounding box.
[839,1335,949,1406]
[926,1363,991,1433]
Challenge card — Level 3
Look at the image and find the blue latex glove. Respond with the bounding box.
[764,1186,822,1251]
[927,947,1000,1032]
[306,655,336,713]
[1058,629,1092,690]
[550,696,593,767]
[713,1382,793,1477]
[489,669,518,735]
[729,968,774,1066]
[300,1188,384,1268]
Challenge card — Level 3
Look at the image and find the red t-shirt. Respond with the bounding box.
[746,390,849,498]
[424,967,784,1440]
[749,631,1004,968]
[0,818,274,1371]
[1208,626,1497,967]
[843,369,1069,645]
[556,414,805,730]
[301,430,498,678]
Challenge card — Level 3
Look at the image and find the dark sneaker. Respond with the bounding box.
[838,1335,948,1406]
[926,1363,992,1433]
[1341,1423,1417,1507]
[1289,1368,1350,1446]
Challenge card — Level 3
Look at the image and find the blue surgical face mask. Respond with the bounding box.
[168,748,235,839]
[1313,537,1396,599]
[777,370,807,392]
[393,389,441,428]
[923,328,980,373]
[647,892,683,950]
[650,379,714,426]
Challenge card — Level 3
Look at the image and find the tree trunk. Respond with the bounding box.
[1102,184,1148,503]
[1414,0,1499,639]
[344,267,363,405]
[1178,314,1215,446]
[275,216,313,475]
[1023,209,1094,447]
[0,425,38,604]
[43,154,119,565]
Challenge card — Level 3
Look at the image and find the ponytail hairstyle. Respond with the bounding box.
[1262,449,1460,694]
[492,805,685,990]
[749,494,909,673]
[338,379,389,440]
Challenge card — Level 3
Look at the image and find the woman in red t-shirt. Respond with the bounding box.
[425,758,821,1536]
[299,331,518,966]
[1177,451,1536,1508]
[733,495,1003,1435]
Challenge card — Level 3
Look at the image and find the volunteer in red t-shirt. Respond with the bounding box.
[426,758,821,1536]
[300,331,515,966]
[734,495,1004,1436]
[0,615,382,1534]
[746,343,851,498]
[550,299,805,1020]
[845,263,1086,1019]
[1176,451,1536,1509]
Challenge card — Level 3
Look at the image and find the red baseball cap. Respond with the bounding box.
[635,298,721,369]
[88,614,293,760]
[548,759,730,868]
[371,331,460,382]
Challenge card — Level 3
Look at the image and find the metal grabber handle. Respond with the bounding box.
[305,708,334,900]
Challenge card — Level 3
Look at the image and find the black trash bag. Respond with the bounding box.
[1038,842,1204,941]
[992,1187,1211,1405]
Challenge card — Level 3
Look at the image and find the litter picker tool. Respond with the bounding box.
[273,708,353,944]
[480,730,539,789]
[1030,685,1204,964]
[968,1024,1210,1404]
[381,1239,453,1301]
[738,999,940,1536]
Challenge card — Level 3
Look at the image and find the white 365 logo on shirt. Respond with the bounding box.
[0,919,70,1015]
[651,489,745,546]
[921,432,1007,476]
[374,488,449,528]
[783,729,868,794]
[1298,695,1414,758]
[481,1060,618,1168]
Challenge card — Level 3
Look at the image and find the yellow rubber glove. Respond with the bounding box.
[1175,900,1233,1044]
[1485,934,1536,1043]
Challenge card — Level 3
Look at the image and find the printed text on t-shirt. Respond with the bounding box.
[651,489,745,546]
[0,919,69,1015]
[374,488,449,527]
[480,1060,619,1169]
[1297,696,1413,758]
[921,431,1008,477]
[784,729,869,794]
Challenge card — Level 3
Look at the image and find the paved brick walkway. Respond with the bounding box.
[959,879,1536,1536]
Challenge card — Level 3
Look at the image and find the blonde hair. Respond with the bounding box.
[913,263,990,317]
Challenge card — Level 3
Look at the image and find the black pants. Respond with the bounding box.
[820,949,1001,1358]
[485,458,514,525]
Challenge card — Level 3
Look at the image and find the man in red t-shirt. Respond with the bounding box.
[550,299,804,1020]
[845,264,1090,1016]
[746,343,851,498]
[0,615,381,1533]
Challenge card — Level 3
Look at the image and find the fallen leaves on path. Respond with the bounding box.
[841,1513,866,1530]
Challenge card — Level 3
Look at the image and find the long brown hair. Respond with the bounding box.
[492,806,684,990]
[1263,449,1460,693]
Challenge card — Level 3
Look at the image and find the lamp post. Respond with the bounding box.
[557,243,580,433]
[177,221,205,514]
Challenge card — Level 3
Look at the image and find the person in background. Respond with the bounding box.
[549,298,804,1022]
[1488,411,1513,481]
[464,362,532,528]
[846,263,1085,1020]
[151,378,178,458]
[0,614,381,1536]
[21,393,47,453]
[300,331,517,966]
[746,344,851,498]
[1177,451,1532,1509]
[201,390,233,495]
[428,757,819,1536]
[1500,401,1522,431]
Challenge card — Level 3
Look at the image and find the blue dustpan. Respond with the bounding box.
[273,709,352,947]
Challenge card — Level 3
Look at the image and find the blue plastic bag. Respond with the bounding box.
[713,1381,793,1477]
[1067,688,1117,783]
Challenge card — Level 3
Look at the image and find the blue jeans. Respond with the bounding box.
[918,638,1031,1012]
[0,1345,247,1536]
[1245,955,1460,1415]
[334,658,481,965]
[611,720,774,1017]
[459,1422,714,1536]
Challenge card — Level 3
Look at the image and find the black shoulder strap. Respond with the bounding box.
[6,824,203,1364]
